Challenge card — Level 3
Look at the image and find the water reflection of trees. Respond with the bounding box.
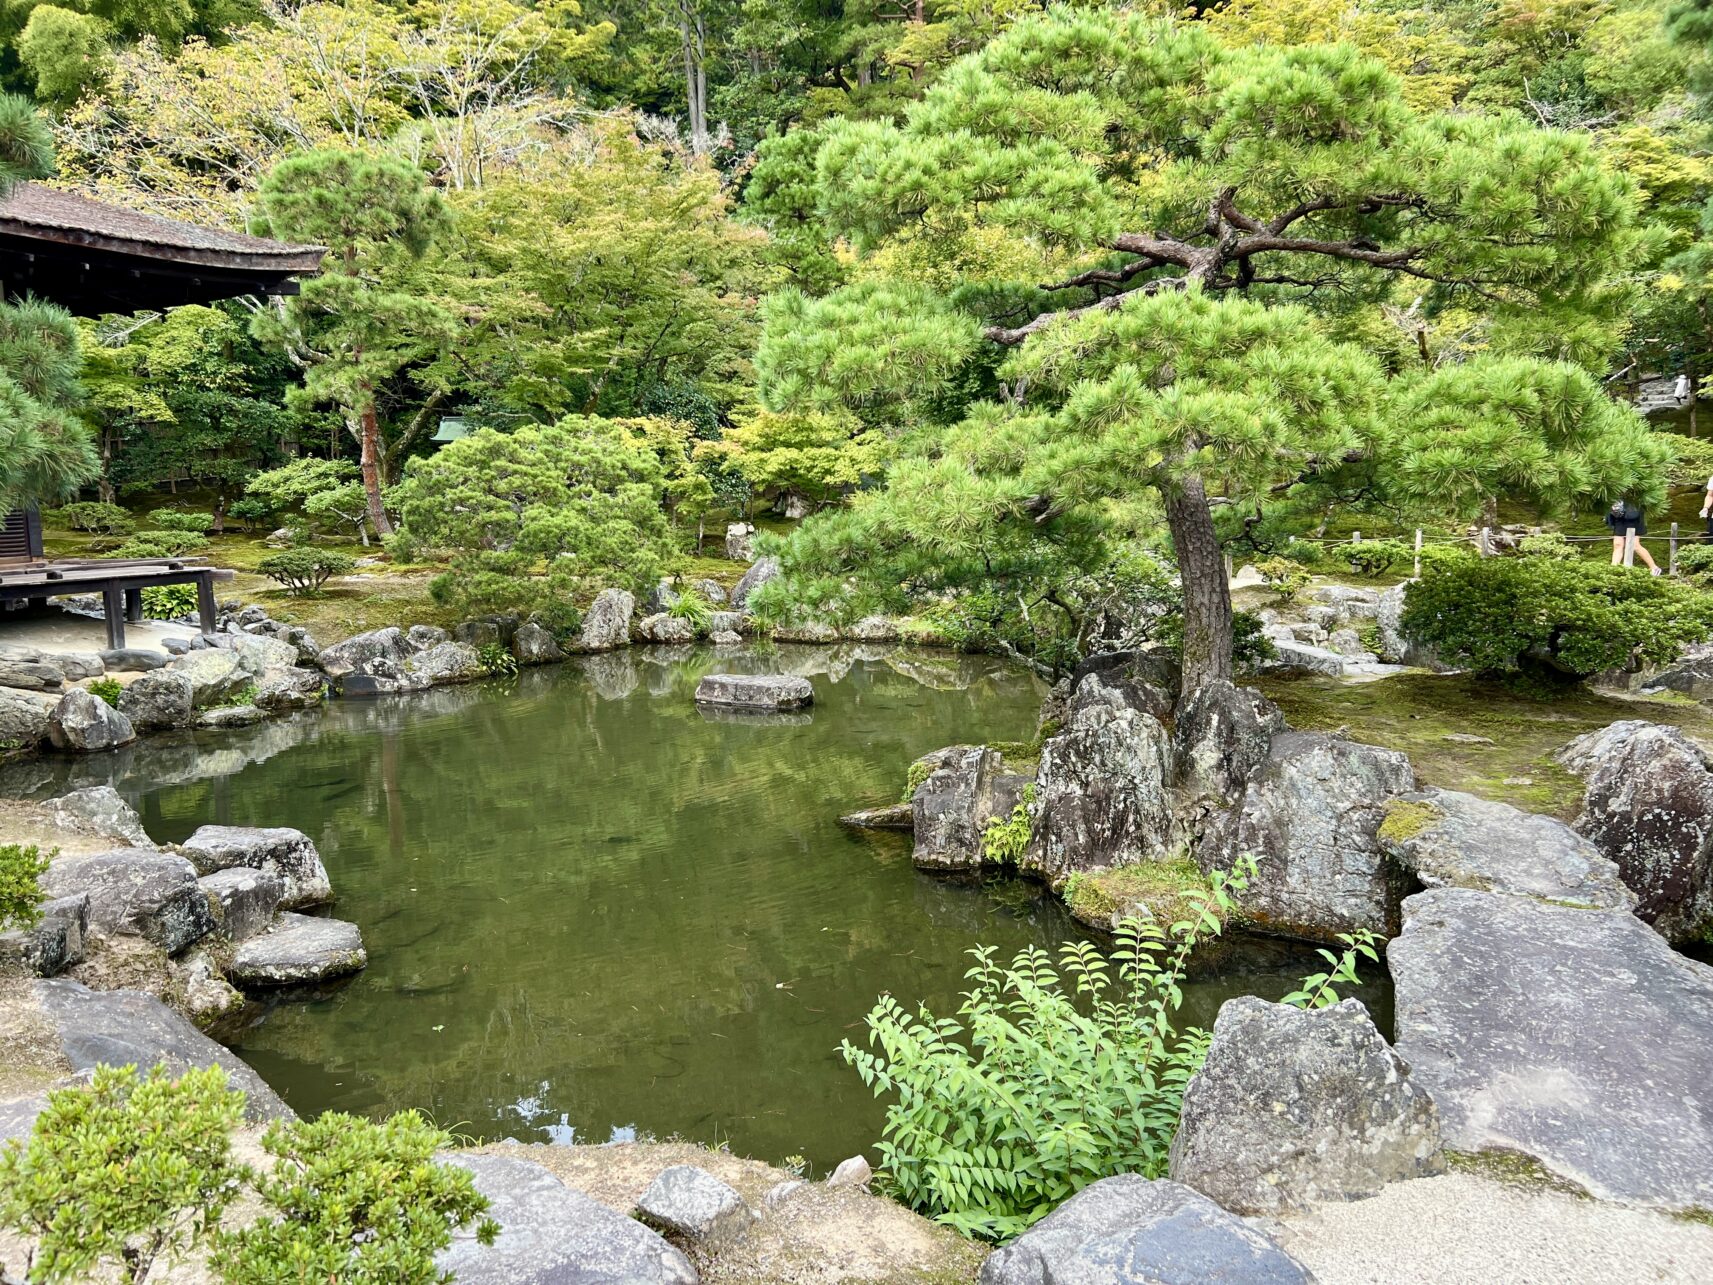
[52,647,1048,1163]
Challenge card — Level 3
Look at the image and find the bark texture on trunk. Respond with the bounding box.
[358,397,393,537]
[1163,472,1232,699]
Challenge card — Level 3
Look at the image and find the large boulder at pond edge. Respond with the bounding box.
[252,666,326,712]
[1554,721,1713,941]
[315,626,414,679]
[731,555,780,609]
[117,669,195,731]
[0,686,49,750]
[39,850,212,954]
[198,867,285,943]
[1389,886,1713,1211]
[911,745,1033,871]
[580,589,636,652]
[510,621,564,667]
[229,912,366,986]
[407,641,485,685]
[166,648,254,707]
[640,612,696,644]
[439,1153,697,1285]
[25,978,291,1123]
[47,689,134,752]
[47,785,153,848]
[1168,997,1441,1215]
[694,672,813,712]
[979,1174,1314,1285]
[636,1164,757,1249]
[1026,697,1176,886]
[1171,680,1286,825]
[1378,788,1633,910]
[1200,731,1415,943]
[178,825,332,909]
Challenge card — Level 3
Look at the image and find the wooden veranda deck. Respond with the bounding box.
[0,557,235,649]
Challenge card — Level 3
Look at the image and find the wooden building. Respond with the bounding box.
[0,182,323,645]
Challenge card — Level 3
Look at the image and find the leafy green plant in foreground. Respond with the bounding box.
[843,863,1382,1241]
[0,1064,244,1284]
[211,1110,497,1285]
[840,862,1252,1241]
[86,677,122,707]
[0,841,51,930]
[0,1066,496,1285]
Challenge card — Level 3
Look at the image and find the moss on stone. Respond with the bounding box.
[1063,857,1215,932]
[1377,798,1443,845]
[1446,1149,1590,1200]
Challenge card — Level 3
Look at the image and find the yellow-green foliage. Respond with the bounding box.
[979,786,1036,864]
[1063,857,1215,930]
[1377,798,1444,845]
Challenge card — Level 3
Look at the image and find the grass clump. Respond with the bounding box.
[87,677,123,707]
[1062,857,1216,932]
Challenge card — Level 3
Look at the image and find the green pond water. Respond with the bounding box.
[11,645,1387,1169]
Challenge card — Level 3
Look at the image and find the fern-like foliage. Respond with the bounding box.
[840,859,1253,1241]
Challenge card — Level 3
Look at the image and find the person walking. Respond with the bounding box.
[1607,498,1661,573]
[1701,474,1713,540]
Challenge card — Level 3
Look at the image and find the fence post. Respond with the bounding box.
[1479,526,1491,557]
[1672,522,1680,576]
[1624,526,1637,568]
[1224,553,1233,583]
[1352,530,1361,544]
[1413,529,1423,578]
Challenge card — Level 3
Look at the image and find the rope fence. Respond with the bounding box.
[1243,522,1701,579]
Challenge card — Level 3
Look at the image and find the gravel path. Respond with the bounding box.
[1276,1173,1713,1284]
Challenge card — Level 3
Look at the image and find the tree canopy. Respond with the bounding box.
[746,7,1665,693]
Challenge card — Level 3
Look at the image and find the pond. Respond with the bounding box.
[8,645,1388,1170]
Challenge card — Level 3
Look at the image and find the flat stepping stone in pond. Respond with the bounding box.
[693,672,813,711]
[230,912,367,986]
[1390,887,1713,1211]
[838,802,914,831]
[179,825,332,909]
[636,1164,757,1248]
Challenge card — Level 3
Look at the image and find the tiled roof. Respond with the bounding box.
[0,182,324,271]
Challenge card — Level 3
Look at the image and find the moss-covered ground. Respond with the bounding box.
[1260,673,1713,818]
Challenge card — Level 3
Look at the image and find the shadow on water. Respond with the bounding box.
[8,644,1390,1168]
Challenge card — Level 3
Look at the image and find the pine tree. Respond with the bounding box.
[749,9,1667,697]
[250,148,452,537]
[0,93,97,511]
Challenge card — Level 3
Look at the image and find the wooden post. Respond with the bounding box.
[195,572,217,637]
[1479,526,1492,557]
[101,584,125,650]
[122,587,143,623]
[1672,521,1680,576]
[1413,529,1423,578]
[1352,530,1361,544]
[1624,526,1637,568]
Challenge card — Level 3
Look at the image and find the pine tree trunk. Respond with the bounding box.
[1162,472,1232,700]
[358,393,393,537]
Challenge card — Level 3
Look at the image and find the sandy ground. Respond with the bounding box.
[0,608,183,655]
[1275,1173,1713,1284]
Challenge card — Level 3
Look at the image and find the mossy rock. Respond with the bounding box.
[1061,857,1244,959]
[1377,798,1444,846]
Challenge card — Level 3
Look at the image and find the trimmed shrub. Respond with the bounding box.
[112,531,209,559]
[256,549,355,596]
[0,842,50,930]
[51,501,132,535]
[1400,549,1713,678]
[147,509,213,534]
[1340,538,1410,578]
[1253,556,1311,603]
